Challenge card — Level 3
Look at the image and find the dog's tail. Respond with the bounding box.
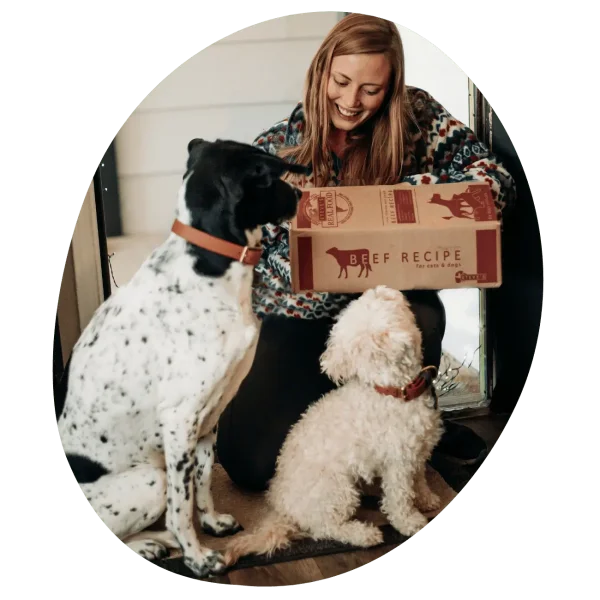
[223,512,304,566]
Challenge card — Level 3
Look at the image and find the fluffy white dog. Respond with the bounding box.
[224,285,444,565]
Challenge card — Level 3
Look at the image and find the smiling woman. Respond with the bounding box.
[278,14,413,188]
[327,53,391,153]
[217,13,516,493]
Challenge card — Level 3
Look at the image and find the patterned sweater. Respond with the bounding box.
[251,87,516,320]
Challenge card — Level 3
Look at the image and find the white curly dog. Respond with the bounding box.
[225,285,444,565]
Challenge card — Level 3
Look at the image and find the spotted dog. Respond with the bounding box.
[56,139,308,577]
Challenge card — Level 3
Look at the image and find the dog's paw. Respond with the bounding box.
[200,512,243,538]
[395,511,429,537]
[129,540,170,561]
[359,525,385,547]
[183,550,227,578]
[415,491,441,512]
[323,521,384,548]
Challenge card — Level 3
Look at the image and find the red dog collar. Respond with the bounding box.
[374,366,438,402]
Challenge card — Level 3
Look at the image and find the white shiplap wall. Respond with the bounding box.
[115,12,343,236]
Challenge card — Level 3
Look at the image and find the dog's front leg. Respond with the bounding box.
[161,410,226,578]
[195,427,243,537]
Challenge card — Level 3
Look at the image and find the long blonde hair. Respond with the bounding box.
[281,13,412,187]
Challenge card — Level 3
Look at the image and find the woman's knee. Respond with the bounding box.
[220,459,274,492]
[216,429,275,492]
[217,384,291,492]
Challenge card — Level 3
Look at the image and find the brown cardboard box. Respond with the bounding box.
[289,182,501,293]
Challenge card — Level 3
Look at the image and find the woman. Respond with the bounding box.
[217,14,515,491]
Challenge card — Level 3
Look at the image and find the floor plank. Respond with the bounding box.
[221,545,399,585]
[313,545,397,580]
[228,558,324,586]
[204,574,231,585]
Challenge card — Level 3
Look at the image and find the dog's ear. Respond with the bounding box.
[185,138,206,176]
[320,308,372,384]
[188,138,204,153]
[245,152,310,188]
[320,328,353,385]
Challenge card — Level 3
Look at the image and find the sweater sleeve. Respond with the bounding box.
[250,105,314,317]
[251,116,291,265]
[252,118,290,156]
[403,90,516,220]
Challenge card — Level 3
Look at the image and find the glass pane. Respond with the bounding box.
[436,288,485,409]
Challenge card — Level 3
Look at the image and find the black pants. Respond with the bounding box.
[217,290,446,492]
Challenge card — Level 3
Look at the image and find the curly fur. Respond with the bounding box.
[225,286,444,565]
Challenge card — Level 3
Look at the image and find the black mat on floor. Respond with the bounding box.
[152,455,479,578]
[154,522,406,578]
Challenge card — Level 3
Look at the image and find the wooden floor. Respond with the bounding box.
[209,545,395,586]
[201,411,510,586]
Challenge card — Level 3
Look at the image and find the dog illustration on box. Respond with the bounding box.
[429,188,485,220]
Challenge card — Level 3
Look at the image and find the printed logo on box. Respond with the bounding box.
[455,270,488,283]
[324,245,467,279]
[302,190,353,228]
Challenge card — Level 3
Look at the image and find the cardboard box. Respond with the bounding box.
[289,182,501,293]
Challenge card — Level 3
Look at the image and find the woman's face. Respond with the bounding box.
[327,53,392,132]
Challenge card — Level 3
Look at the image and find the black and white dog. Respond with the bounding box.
[56,139,308,577]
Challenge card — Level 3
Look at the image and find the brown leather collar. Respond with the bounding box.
[374,366,438,402]
[171,219,262,267]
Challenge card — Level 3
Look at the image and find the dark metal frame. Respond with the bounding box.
[53,162,114,393]
[93,158,115,303]
[472,90,496,403]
